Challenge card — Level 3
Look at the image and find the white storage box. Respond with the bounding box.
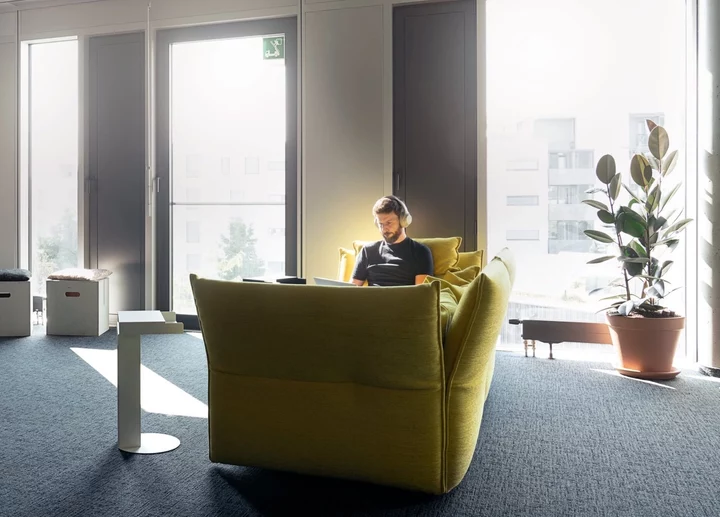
[46,277,110,336]
[0,281,32,337]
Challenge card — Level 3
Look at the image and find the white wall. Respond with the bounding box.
[0,13,17,269]
[18,0,147,37]
[0,0,486,288]
[303,3,387,280]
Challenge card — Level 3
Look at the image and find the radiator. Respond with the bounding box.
[508,319,612,359]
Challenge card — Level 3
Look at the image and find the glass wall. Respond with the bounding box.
[169,35,288,314]
[486,0,688,349]
[23,39,79,297]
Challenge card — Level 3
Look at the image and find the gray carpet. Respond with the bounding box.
[1,330,719,517]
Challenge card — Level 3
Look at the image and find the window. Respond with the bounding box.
[185,188,202,202]
[186,154,204,178]
[186,254,202,272]
[548,150,594,169]
[22,39,80,297]
[266,260,285,275]
[186,221,201,243]
[221,156,241,176]
[268,160,285,172]
[162,21,298,316]
[245,157,259,175]
[575,150,594,169]
[506,229,540,241]
[548,221,594,253]
[487,0,686,349]
[506,159,539,171]
[534,118,575,149]
[629,113,665,156]
[548,185,593,205]
[268,194,285,203]
[507,196,539,206]
[549,152,569,169]
[269,227,285,237]
[548,221,592,241]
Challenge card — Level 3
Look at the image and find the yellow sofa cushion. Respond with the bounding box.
[415,237,462,275]
[456,249,484,270]
[424,265,481,341]
[338,247,356,283]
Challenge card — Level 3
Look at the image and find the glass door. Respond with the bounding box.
[156,19,297,329]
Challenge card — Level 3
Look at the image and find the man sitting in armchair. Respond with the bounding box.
[351,195,434,286]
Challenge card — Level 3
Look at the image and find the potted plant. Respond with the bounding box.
[583,120,692,380]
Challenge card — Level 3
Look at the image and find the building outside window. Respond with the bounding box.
[487,0,686,348]
[244,156,259,174]
[186,221,201,244]
[629,113,665,156]
[548,185,594,205]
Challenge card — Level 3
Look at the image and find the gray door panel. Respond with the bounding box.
[394,0,477,250]
[89,32,146,314]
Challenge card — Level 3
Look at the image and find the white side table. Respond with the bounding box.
[117,310,184,454]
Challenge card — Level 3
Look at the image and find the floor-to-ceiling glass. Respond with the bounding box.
[22,39,79,297]
[486,0,688,358]
[157,20,297,325]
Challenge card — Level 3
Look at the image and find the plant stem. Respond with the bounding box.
[607,184,631,301]
[644,158,663,303]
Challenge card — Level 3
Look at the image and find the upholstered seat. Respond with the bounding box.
[190,249,515,494]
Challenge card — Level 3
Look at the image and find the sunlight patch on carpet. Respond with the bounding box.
[71,348,208,418]
[590,369,676,389]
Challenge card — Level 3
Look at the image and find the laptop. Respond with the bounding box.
[313,277,357,287]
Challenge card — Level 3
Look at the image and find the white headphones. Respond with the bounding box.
[382,195,413,228]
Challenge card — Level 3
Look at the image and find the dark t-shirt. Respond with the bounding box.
[351,238,434,287]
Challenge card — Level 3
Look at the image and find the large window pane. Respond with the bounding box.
[169,35,287,313]
[487,0,687,349]
[26,40,79,297]
[170,36,286,204]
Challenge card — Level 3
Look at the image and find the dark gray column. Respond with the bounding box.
[698,0,720,375]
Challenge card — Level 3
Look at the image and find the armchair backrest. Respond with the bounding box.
[441,248,515,491]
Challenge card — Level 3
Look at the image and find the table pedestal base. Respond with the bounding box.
[119,433,180,454]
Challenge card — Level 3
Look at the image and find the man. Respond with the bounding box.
[351,195,434,286]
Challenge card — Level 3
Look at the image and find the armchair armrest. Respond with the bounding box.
[190,275,444,390]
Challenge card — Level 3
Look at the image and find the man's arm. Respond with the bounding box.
[351,246,369,286]
[415,243,434,285]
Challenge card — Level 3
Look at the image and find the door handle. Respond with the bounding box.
[394,170,401,194]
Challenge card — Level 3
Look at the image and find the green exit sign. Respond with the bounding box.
[263,36,285,60]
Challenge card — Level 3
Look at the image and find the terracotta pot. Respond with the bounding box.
[605,313,685,380]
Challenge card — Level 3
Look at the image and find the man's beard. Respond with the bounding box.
[383,229,402,244]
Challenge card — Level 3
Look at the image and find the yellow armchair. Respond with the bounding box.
[190,249,514,494]
[338,237,484,283]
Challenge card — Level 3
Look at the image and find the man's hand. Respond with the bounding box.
[351,278,365,286]
[415,275,428,285]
